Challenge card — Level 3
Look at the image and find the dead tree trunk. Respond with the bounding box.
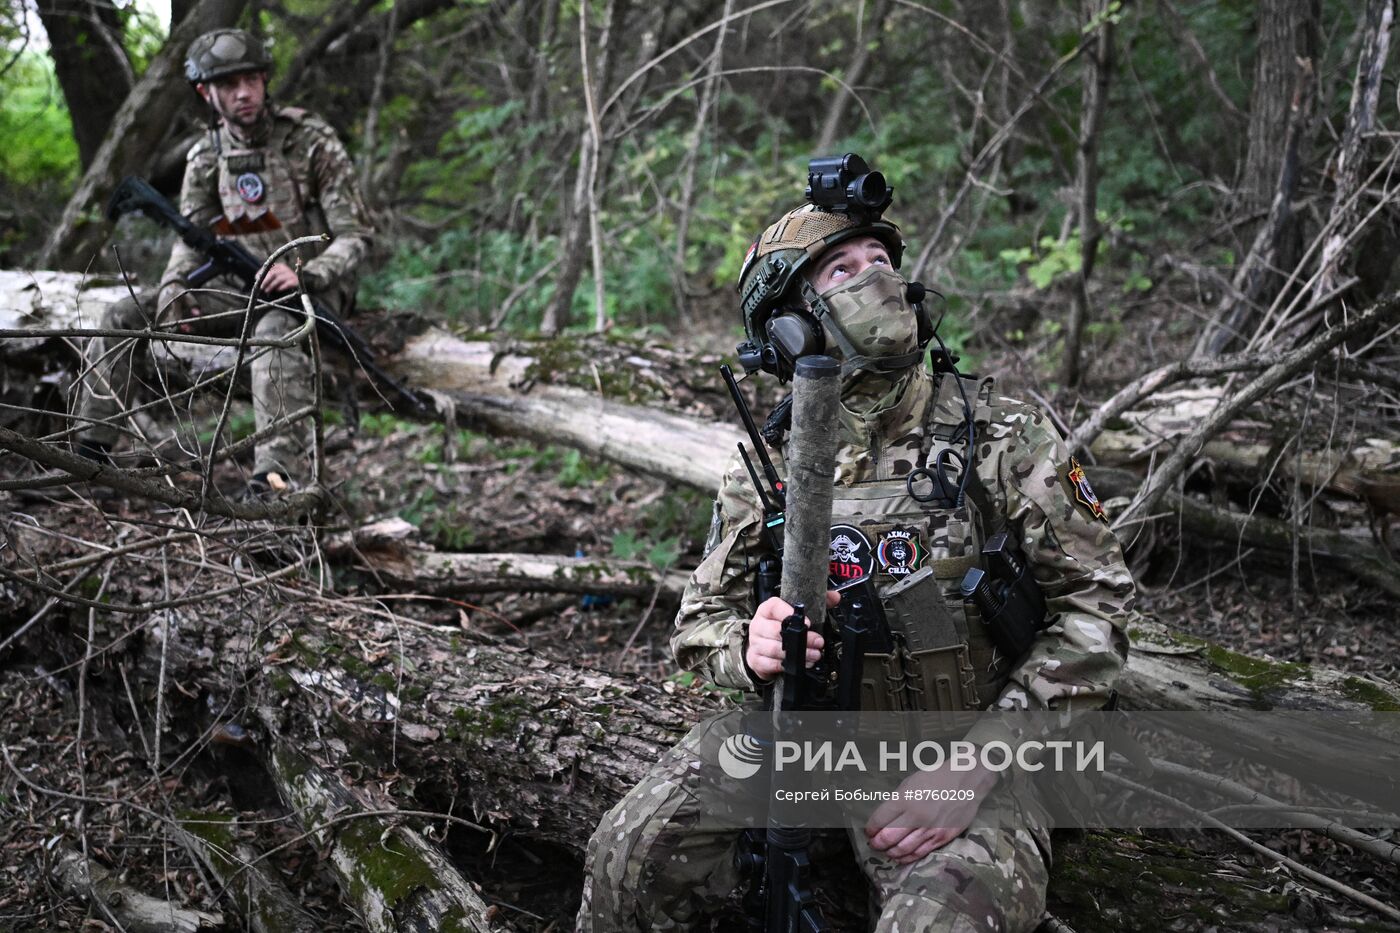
[114,581,1400,855]
[1308,0,1395,308]
[1062,0,1114,387]
[1196,0,1319,354]
[390,329,744,490]
[35,0,249,271]
[35,0,133,170]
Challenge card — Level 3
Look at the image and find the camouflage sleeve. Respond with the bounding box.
[669,452,770,692]
[158,140,221,290]
[297,118,374,292]
[966,405,1133,746]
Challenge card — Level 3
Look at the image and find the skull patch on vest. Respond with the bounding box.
[828,524,873,587]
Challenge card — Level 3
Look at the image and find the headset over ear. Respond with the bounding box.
[758,278,939,380]
[906,281,934,348]
[764,307,825,375]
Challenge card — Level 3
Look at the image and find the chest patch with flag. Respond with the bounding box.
[236,172,266,204]
[1067,456,1108,523]
[876,526,926,579]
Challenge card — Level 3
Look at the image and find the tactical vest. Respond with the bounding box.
[820,372,1011,713]
[211,108,331,266]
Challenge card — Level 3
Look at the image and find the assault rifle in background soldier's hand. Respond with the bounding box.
[107,176,431,416]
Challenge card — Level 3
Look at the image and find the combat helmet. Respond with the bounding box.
[184,28,272,84]
[736,154,923,380]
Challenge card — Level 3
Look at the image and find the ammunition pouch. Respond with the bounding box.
[856,566,980,713]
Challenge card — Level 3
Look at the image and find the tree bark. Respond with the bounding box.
[35,0,133,169]
[325,518,690,599]
[1309,0,1395,307]
[1241,0,1319,218]
[35,0,249,272]
[1198,0,1320,354]
[177,824,319,933]
[1062,0,1114,387]
[83,573,1400,861]
[53,848,224,932]
[263,733,496,933]
[389,329,744,491]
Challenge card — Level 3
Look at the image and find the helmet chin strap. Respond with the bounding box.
[799,279,923,377]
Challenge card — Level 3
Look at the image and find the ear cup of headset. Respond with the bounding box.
[765,312,824,367]
[906,281,935,348]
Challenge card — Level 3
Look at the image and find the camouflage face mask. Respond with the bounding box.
[817,265,920,372]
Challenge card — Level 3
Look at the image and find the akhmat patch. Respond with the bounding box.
[876,526,926,579]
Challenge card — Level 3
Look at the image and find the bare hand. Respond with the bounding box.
[178,304,202,334]
[260,262,300,295]
[744,591,840,682]
[865,764,998,865]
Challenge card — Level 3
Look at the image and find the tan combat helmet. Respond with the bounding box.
[184,28,272,84]
[736,203,905,378]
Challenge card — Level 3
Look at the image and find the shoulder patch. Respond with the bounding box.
[1066,456,1108,523]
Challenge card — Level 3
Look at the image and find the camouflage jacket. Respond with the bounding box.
[161,105,374,308]
[671,366,1133,735]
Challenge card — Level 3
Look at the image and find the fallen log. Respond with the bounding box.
[1086,386,1400,514]
[10,272,1393,530]
[1114,289,1400,528]
[1094,468,1400,597]
[390,329,743,491]
[325,518,689,599]
[177,820,319,933]
[262,731,496,933]
[53,847,224,933]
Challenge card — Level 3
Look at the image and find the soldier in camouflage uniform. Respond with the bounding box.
[579,180,1134,931]
[76,28,373,490]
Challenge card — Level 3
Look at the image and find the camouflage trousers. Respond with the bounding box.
[578,712,1051,932]
[76,288,316,478]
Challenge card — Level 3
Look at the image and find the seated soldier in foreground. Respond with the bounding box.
[577,156,1134,931]
[75,28,373,495]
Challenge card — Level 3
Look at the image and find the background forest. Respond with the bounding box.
[5,0,1393,355]
[2,0,1399,930]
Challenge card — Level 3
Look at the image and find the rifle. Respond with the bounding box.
[106,176,430,415]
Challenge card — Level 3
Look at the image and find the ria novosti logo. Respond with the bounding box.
[718,733,765,779]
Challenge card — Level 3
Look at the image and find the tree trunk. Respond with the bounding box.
[389,329,744,491]
[35,0,250,272]
[325,518,691,599]
[53,848,223,932]
[35,0,133,170]
[41,571,1393,862]
[1197,0,1321,354]
[814,0,890,153]
[1241,0,1318,217]
[264,733,496,933]
[1308,0,1395,308]
[1062,0,1113,387]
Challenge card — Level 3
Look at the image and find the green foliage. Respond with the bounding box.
[0,54,78,186]
[197,409,257,445]
[360,227,559,328]
[610,528,679,570]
